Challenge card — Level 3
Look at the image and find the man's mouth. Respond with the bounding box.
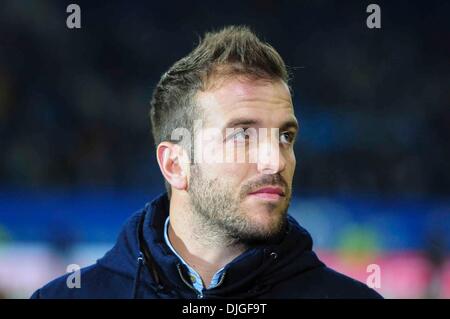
[248,186,285,201]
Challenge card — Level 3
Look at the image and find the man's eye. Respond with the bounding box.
[232,129,248,142]
[280,131,295,144]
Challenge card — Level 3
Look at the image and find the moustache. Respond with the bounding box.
[240,174,289,198]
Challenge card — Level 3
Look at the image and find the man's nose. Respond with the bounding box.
[256,136,286,175]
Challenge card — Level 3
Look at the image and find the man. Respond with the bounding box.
[32,26,382,299]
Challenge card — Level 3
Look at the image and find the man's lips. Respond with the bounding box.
[248,186,285,200]
[249,186,285,196]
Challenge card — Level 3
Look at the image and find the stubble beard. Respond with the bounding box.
[187,164,291,247]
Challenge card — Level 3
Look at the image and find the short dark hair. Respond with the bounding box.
[149,25,290,198]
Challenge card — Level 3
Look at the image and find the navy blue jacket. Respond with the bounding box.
[31,193,382,299]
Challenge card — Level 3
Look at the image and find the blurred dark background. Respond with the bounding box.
[0,0,449,298]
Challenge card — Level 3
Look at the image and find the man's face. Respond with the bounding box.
[187,76,298,244]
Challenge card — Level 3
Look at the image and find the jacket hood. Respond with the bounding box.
[97,192,325,298]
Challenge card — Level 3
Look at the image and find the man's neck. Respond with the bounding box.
[167,203,246,287]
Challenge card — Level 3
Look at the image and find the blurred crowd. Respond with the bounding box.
[0,0,449,196]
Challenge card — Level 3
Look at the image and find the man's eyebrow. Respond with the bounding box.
[280,119,299,131]
[223,118,261,130]
[222,117,299,131]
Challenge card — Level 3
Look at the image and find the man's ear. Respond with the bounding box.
[156,142,188,191]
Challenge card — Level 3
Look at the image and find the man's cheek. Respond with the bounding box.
[218,162,248,176]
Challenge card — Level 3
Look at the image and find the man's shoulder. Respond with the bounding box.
[30,263,132,299]
[273,266,383,299]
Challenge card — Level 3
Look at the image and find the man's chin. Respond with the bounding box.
[242,196,289,218]
[235,212,287,246]
[235,225,287,246]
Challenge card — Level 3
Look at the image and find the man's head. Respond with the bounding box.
[150,26,298,245]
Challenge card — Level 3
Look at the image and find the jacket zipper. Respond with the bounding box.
[176,263,204,299]
[176,263,227,299]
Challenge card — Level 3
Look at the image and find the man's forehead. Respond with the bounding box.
[196,77,294,126]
